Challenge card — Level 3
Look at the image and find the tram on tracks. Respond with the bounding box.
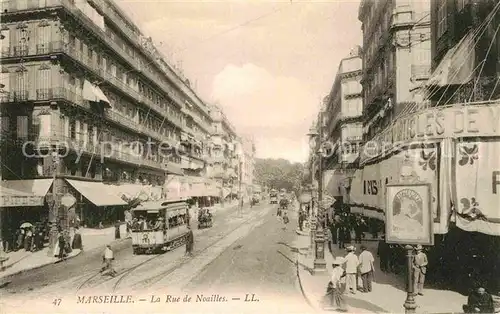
[130,198,189,254]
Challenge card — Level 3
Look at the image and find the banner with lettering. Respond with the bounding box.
[361,102,500,164]
[378,146,443,233]
[349,144,447,233]
[348,163,380,209]
[454,140,500,236]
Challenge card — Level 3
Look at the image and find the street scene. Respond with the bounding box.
[1,0,500,313]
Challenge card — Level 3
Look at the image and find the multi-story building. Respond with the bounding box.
[358,0,431,142]
[427,0,500,104]
[208,105,240,201]
[425,0,500,294]
[0,0,215,239]
[323,47,363,199]
[239,136,256,201]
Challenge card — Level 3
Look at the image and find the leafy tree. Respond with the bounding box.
[254,158,305,193]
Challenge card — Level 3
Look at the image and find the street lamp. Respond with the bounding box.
[306,116,327,274]
[47,149,60,256]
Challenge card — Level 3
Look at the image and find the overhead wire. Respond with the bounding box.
[423,2,500,102]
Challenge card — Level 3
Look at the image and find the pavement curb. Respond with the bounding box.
[0,237,129,280]
[296,251,318,313]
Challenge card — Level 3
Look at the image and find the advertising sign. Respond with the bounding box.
[361,102,500,163]
[454,140,500,236]
[385,183,433,245]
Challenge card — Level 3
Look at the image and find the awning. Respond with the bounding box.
[222,187,231,198]
[190,182,207,197]
[0,179,53,207]
[323,169,344,198]
[426,30,475,87]
[83,80,111,107]
[165,163,184,176]
[66,179,127,206]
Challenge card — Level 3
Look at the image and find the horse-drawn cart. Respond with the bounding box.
[198,208,213,229]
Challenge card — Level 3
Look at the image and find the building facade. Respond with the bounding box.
[358,0,431,142]
[427,0,500,104]
[322,47,363,199]
[239,136,256,201]
[0,0,216,241]
[208,105,240,201]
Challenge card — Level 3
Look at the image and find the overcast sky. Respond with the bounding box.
[117,0,362,162]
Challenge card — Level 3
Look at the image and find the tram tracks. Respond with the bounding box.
[125,207,270,292]
[74,204,270,294]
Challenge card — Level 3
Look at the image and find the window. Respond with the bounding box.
[16,116,28,139]
[1,28,10,56]
[70,119,76,139]
[1,69,10,93]
[15,69,28,96]
[37,23,51,53]
[38,113,51,139]
[17,28,29,56]
[437,1,447,38]
[37,67,51,93]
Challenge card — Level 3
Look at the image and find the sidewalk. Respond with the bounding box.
[0,202,241,280]
[0,224,129,280]
[296,234,466,313]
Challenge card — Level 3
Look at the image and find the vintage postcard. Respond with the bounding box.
[1,0,499,313]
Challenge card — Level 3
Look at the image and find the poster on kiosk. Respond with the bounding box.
[385,183,434,245]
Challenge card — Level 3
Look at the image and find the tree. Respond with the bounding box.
[254,158,305,193]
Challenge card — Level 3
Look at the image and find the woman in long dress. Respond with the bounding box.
[72,227,83,250]
[324,257,347,312]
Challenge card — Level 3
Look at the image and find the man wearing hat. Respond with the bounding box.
[344,245,359,294]
[325,257,347,312]
[413,244,428,295]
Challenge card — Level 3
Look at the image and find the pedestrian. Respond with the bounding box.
[282,211,289,230]
[101,245,117,276]
[72,227,83,250]
[344,245,359,294]
[413,244,428,296]
[24,227,32,251]
[354,216,364,244]
[114,220,121,240]
[463,286,495,313]
[326,226,333,254]
[338,225,346,249]
[324,257,347,312]
[377,234,389,272]
[57,231,66,260]
[298,211,304,232]
[185,225,194,257]
[358,245,375,292]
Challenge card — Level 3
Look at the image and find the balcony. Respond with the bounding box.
[0,90,30,103]
[33,87,175,144]
[0,1,209,133]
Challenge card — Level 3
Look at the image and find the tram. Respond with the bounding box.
[130,198,189,254]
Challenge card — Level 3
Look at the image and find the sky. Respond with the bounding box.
[116,0,362,163]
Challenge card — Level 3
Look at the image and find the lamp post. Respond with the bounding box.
[307,116,327,274]
[403,245,417,314]
[48,150,60,256]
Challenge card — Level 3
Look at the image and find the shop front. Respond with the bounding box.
[0,179,54,251]
[65,179,128,228]
[349,101,500,292]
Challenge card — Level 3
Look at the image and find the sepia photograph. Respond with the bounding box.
[0,0,500,313]
[385,183,433,245]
